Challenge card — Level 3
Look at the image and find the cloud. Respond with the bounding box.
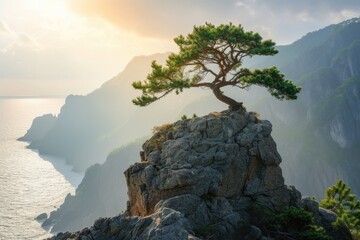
[0,18,42,53]
[16,32,42,48]
[0,31,43,53]
[325,9,360,24]
[235,1,255,16]
[296,12,315,23]
[0,19,11,34]
[68,0,360,44]
[68,0,238,38]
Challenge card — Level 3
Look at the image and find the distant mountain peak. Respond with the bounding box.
[289,17,360,48]
[339,17,360,26]
[101,52,170,88]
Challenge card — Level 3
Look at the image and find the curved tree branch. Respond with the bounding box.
[212,85,244,111]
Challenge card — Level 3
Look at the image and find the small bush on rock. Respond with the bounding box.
[193,225,214,238]
[149,123,174,150]
[250,206,331,240]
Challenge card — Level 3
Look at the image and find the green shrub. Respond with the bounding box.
[277,206,313,227]
[249,205,331,240]
[299,226,331,240]
[181,115,188,121]
[193,225,214,237]
[181,114,198,121]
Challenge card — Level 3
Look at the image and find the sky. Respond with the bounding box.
[0,0,359,97]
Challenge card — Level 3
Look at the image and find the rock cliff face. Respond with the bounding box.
[243,18,360,197]
[50,110,351,240]
[125,110,289,217]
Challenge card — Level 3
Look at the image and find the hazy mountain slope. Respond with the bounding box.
[43,139,144,233]
[244,18,360,197]
[27,53,213,171]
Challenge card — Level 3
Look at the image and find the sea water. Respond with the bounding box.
[0,98,83,239]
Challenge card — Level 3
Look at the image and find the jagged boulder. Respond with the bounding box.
[125,110,290,217]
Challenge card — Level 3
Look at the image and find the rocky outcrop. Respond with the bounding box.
[125,110,289,218]
[18,114,57,141]
[50,110,351,240]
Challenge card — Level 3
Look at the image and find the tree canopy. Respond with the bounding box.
[132,23,301,110]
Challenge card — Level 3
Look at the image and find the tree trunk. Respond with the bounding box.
[212,85,244,111]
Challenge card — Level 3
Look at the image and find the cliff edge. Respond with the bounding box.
[18,114,57,142]
[50,110,351,240]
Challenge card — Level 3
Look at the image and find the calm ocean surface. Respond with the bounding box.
[0,98,83,240]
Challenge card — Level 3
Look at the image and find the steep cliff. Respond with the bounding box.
[49,110,351,240]
[25,54,165,171]
[41,140,143,232]
[17,114,57,141]
[246,18,360,197]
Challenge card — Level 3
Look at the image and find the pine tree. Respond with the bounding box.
[132,23,301,111]
[320,180,360,238]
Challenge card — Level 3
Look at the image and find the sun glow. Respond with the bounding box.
[25,0,72,19]
[0,0,174,96]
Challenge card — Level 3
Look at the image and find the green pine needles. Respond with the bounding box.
[320,180,360,239]
[132,23,301,110]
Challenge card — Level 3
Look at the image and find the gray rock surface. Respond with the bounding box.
[49,206,199,240]
[125,110,290,218]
